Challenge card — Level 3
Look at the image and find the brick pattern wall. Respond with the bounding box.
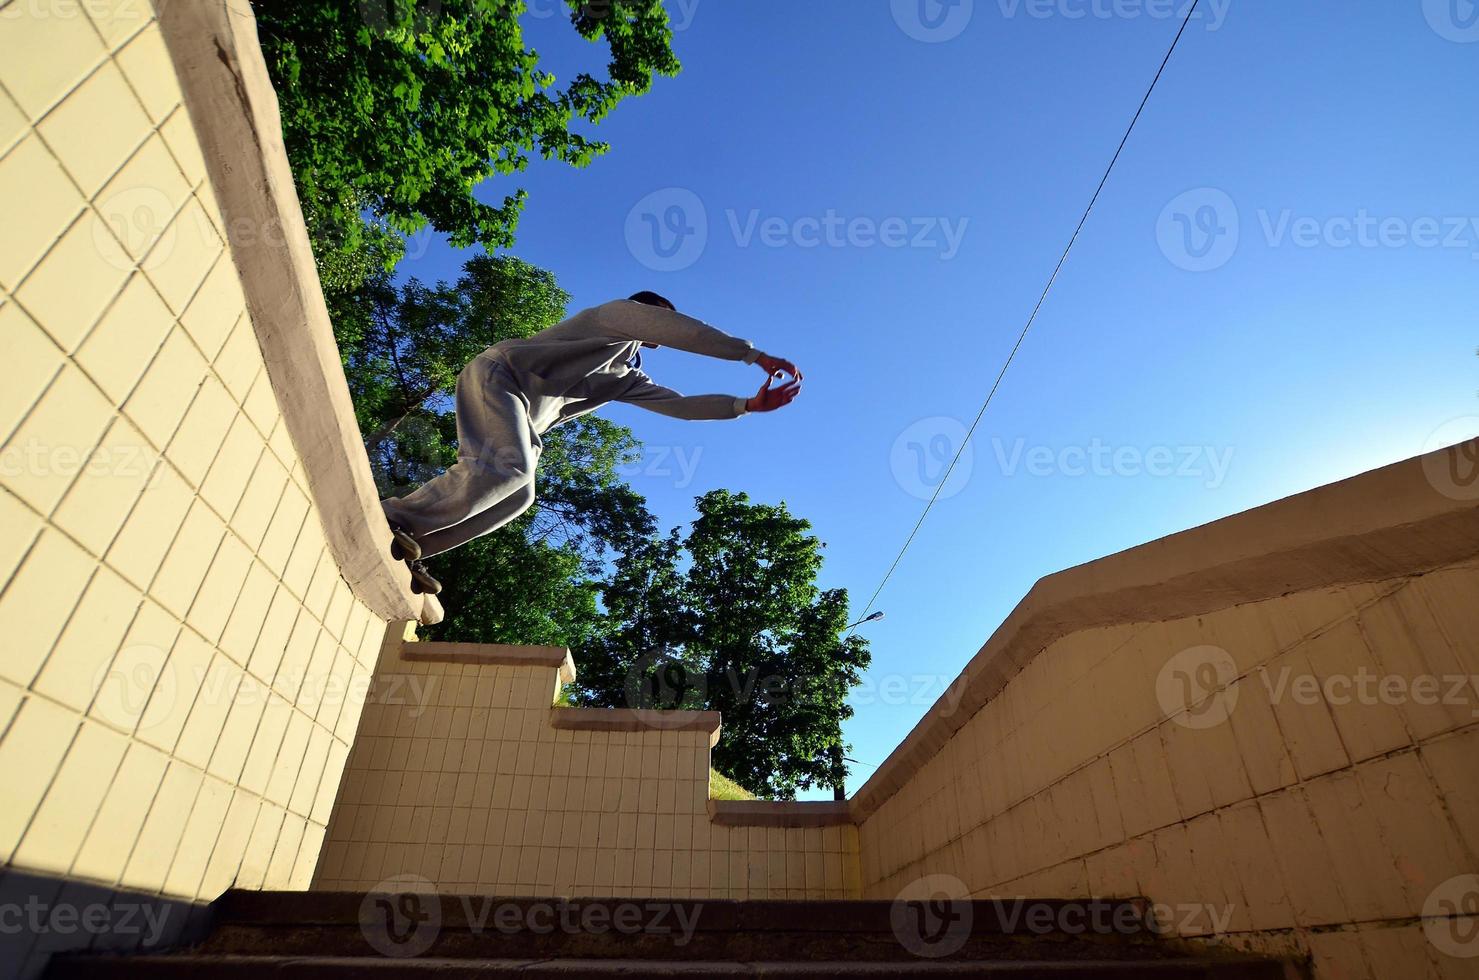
[0,0,379,922]
[317,647,862,898]
[858,560,1479,979]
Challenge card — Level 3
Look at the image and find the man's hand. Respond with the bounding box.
[746,372,801,413]
[756,353,802,383]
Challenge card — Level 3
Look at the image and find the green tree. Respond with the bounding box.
[578,491,871,800]
[252,0,681,299]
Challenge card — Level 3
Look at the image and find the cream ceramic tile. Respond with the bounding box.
[217,558,276,666]
[122,761,202,891]
[185,530,251,644]
[240,368,279,435]
[199,789,259,898]
[113,23,179,125]
[32,562,141,711]
[0,487,43,590]
[83,0,154,50]
[0,134,84,291]
[266,814,306,887]
[92,134,191,265]
[0,85,25,157]
[0,362,115,515]
[13,719,129,874]
[163,773,232,898]
[212,315,260,402]
[149,498,224,618]
[207,672,266,783]
[265,710,313,807]
[239,694,292,797]
[174,650,244,774]
[71,738,168,883]
[102,455,191,591]
[229,450,288,551]
[74,273,174,404]
[179,256,243,362]
[0,527,96,688]
[159,104,207,190]
[145,198,222,314]
[0,4,107,119]
[35,60,150,198]
[122,325,207,450]
[15,211,132,352]
[87,598,178,734]
[50,414,161,557]
[0,301,64,447]
[0,694,79,863]
[199,413,264,519]
[236,802,285,890]
[134,626,214,755]
[164,374,235,490]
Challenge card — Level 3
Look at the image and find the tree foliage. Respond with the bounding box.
[252,0,681,292]
[578,491,872,800]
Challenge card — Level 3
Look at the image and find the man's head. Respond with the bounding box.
[628,291,675,348]
[629,290,676,312]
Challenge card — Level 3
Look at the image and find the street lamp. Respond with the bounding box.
[833,610,884,800]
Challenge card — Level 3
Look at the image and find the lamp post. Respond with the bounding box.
[833,610,884,800]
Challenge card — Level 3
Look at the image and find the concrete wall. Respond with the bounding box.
[850,443,1479,979]
[0,1,432,972]
[316,630,862,899]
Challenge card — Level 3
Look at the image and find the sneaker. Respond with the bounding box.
[388,522,422,562]
[407,560,442,596]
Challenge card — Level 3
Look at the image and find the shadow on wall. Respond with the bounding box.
[0,869,208,980]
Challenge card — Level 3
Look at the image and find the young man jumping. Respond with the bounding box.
[382,291,803,594]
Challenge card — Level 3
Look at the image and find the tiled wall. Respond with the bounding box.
[0,0,380,940]
[858,559,1479,978]
[317,639,862,898]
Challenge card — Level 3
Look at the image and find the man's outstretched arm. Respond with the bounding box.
[616,372,801,420]
[598,299,767,364]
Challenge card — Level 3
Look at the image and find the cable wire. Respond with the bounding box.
[851,0,1204,627]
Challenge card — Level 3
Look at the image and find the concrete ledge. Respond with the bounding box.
[550,708,723,748]
[851,440,1479,821]
[707,800,854,828]
[156,0,438,626]
[403,641,577,686]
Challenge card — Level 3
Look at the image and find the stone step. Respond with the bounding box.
[45,953,1296,979]
[194,893,1187,962]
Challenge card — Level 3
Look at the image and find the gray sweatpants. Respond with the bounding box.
[382,357,539,559]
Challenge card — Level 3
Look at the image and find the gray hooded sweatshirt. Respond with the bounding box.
[483,299,765,434]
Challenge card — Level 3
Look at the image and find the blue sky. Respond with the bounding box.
[401,0,1479,797]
